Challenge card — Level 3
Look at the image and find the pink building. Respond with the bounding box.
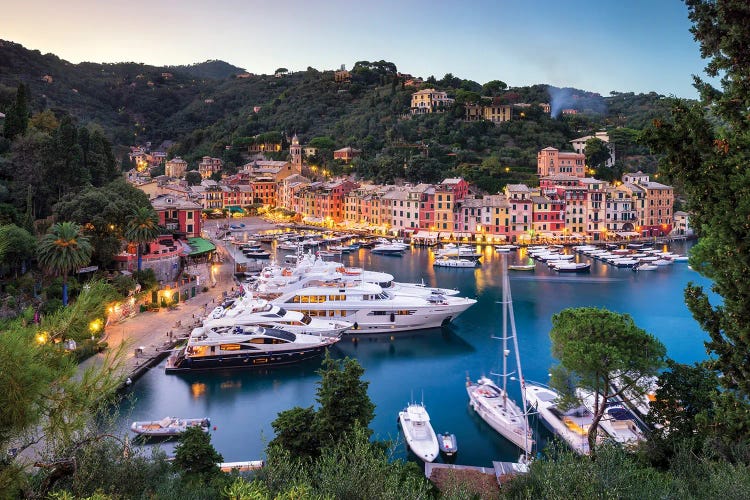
[504,184,533,242]
[151,194,202,237]
[537,147,586,177]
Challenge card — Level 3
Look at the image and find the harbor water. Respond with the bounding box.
[122,240,712,466]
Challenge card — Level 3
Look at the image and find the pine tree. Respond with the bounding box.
[3,83,29,140]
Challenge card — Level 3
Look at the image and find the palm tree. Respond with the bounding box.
[37,222,93,306]
[124,207,160,272]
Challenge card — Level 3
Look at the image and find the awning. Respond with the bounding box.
[187,237,216,256]
[226,206,245,213]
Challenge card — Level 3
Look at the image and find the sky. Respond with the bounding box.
[3,0,709,98]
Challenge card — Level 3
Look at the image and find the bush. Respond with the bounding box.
[111,275,137,297]
[41,298,64,315]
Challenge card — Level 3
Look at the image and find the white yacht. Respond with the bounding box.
[524,382,592,455]
[434,243,482,260]
[203,294,352,336]
[433,257,477,268]
[272,281,476,334]
[467,255,534,456]
[165,324,340,373]
[399,402,439,462]
[371,242,408,255]
[253,252,460,299]
[576,388,646,445]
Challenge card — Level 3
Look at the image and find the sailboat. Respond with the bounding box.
[466,255,534,457]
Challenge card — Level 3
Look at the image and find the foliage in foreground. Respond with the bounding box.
[503,442,750,500]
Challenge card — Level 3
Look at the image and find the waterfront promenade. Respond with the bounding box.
[78,217,277,384]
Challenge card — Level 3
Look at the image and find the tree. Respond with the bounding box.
[0,224,36,277]
[185,171,202,186]
[269,352,374,458]
[53,181,151,268]
[37,222,93,306]
[123,206,160,272]
[3,83,29,140]
[29,109,60,133]
[548,307,666,454]
[173,426,223,481]
[642,0,750,449]
[645,360,719,464]
[584,137,611,171]
[483,80,508,96]
[314,353,375,443]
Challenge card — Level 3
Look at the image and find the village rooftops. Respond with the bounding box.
[150,194,202,210]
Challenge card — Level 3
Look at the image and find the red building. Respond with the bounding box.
[151,194,202,237]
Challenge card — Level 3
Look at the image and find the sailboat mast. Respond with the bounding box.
[501,253,509,401]
[506,256,532,460]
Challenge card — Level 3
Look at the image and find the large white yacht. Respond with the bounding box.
[203,294,352,336]
[253,252,460,299]
[165,324,340,373]
[272,281,476,334]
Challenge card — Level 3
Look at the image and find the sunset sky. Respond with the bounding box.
[4,0,708,97]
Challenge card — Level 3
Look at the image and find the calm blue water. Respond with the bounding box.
[122,241,713,466]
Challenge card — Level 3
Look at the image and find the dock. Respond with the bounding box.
[425,460,529,495]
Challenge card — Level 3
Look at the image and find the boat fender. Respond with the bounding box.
[213,426,217,431]
[390,312,395,322]
[353,322,359,330]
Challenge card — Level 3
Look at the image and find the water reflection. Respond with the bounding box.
[123,241,711,467]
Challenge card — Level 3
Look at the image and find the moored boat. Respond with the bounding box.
[525,382,592,455]
[130,416,210,437]
[433,257,477,268]
[467,255,534,456]
[552,262,591,273]
[165,324,340,373]
[398,402,440,462]
[438,432,458,457]
[508,263,535,271]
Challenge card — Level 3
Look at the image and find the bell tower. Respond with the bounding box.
[290,133,302,173]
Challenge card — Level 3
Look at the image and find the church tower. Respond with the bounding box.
[290,133,302,174]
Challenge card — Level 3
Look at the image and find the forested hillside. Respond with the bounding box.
[0,40,674,193]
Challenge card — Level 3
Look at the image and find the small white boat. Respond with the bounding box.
[399,402,440,462]
[433,257,477,268]
[508,264,535,271]
[672,255,689,262]
[131,416,210,437]
[495,244,519,252]
[552,262,591,273]
[653,259,673,266]
[633,264,658,271]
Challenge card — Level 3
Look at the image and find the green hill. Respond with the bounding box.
[0,40,674,191]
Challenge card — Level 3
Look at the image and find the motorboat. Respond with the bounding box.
[433,257,477,268]
[467,255,534,456]
[576,389,645,445]
[277,241,300,251]
[130,416,210,437]
[399,402,439,462]
[525,382,592,455]
[495,244,519,252]
[165,324,340,373]
[243,249,271,259]
[252,252,461,300]
[610,374,659,420]
[435,244,482,261]
[508,263,535,271]
[272,281,477,334]
[552,262,591,273]
[203,294,352,336]
[371,242,408,255]
[633,264,658,271]
[438,432,458,457]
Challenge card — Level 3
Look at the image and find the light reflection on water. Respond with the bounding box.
[121,241,712,466]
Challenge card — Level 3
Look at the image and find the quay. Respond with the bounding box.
[425,461,528,495]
